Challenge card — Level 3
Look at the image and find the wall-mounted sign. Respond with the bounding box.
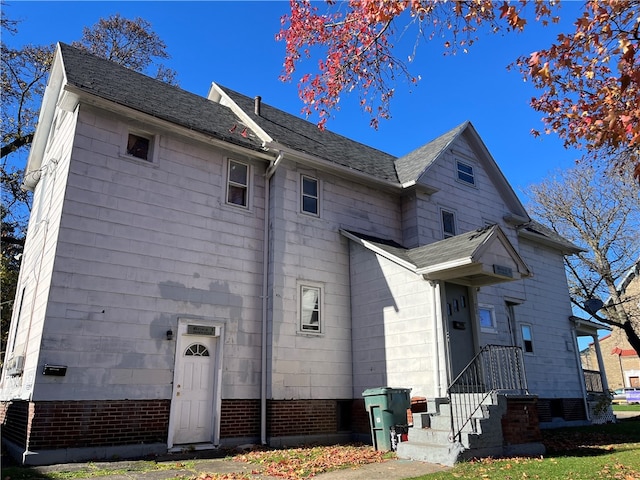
[43,364,67,376]
[187,325,220,336]
[493,264,513,278]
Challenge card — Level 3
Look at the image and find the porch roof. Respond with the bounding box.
[342,225,532,287]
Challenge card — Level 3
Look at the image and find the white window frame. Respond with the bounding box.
[226,158,250,208]
[478,304,497,333]
[300,174,320,216]
[122,129,159,163]
[299,283,323,334]
[455,160,476,186]
[441,208,457,239]
[521,323,535,354]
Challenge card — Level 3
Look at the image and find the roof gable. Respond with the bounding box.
[395,122,529,220]
[342,224,531,287]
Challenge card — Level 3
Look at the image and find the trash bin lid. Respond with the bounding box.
[362,387,411,396]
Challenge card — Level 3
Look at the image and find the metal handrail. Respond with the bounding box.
[583,369,604,393]
[448,345,528,443]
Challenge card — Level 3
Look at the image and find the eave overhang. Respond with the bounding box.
[342,225,532,287]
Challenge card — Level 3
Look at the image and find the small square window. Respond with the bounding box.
[227,160,249,207]
[301,175,319,215]
[442,209,456,238]
[521,324,534,353]
[456,161,475,185]
[300,285,321,333]
[127,133,151,161]
[479,305,497,333]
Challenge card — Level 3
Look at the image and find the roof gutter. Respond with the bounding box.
[264,142,402,193]
[260,149,284,445]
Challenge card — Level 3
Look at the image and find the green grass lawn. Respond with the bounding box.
[411,419,640,480]
[613,403,640,411]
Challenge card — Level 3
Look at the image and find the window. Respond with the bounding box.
[300,285,321,333]
[185,343,210,356]
[301,175,319,215]
[441,209,456,238]
[456,160,475,186]
[521,324,534,353]
[126,133,151,161]
[478,305,497,333]
[227,159,249,207]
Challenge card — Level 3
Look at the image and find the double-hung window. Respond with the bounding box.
[441,209,456,238]
[300,285,321,333]
[227,159,249,207]
[521,324,534,354]
[456,160,476,186]
[301,175,319,215]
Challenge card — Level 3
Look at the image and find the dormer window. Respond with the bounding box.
[456,160,475,186]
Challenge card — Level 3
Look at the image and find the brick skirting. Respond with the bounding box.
[501,397,542,445]
[0,401,29,447]
[2,398,357,455]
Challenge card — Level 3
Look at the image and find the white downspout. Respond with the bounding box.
[261,151,283,445]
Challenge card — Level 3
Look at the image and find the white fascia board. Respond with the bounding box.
[415,257,474,275]
[207,82,273,144]
[518,228,583,254]
[340,230,416,272]
[23,45,66,184]
[63,84,276,163]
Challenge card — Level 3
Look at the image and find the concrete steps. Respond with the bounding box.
[397,394,506,466]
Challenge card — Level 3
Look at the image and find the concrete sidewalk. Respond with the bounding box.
[20,456,449,480]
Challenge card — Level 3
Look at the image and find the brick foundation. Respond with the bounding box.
[501,397,542,445]
[220,399,261,438]
[267,399,346,437]
[2,397,363,464]
[0,401,29,447]
[1,400,169,452]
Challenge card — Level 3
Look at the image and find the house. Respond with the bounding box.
[1,43,607,466]
[581,261,640,390]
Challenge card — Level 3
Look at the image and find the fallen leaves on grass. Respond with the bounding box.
[193,475,253,480]
[233,444,388,479]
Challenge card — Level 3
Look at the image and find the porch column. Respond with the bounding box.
[591,334,609,392]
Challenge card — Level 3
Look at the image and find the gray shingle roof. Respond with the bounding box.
[59,43,264,152]
[394,121,468,184]
[218,86,399,182]
[345,225,497,271]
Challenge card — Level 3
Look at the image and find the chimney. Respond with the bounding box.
[254,96,261,116]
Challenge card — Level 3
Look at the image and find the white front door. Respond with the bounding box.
[170,324,219,446]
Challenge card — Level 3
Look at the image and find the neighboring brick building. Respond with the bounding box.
[581,261,640,390]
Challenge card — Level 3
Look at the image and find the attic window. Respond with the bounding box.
[456,160,475,186]
[127,133,151,161]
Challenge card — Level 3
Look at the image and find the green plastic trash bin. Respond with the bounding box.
[362,387,411,451]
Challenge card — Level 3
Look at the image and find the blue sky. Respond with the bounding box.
[4,0,586,202]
